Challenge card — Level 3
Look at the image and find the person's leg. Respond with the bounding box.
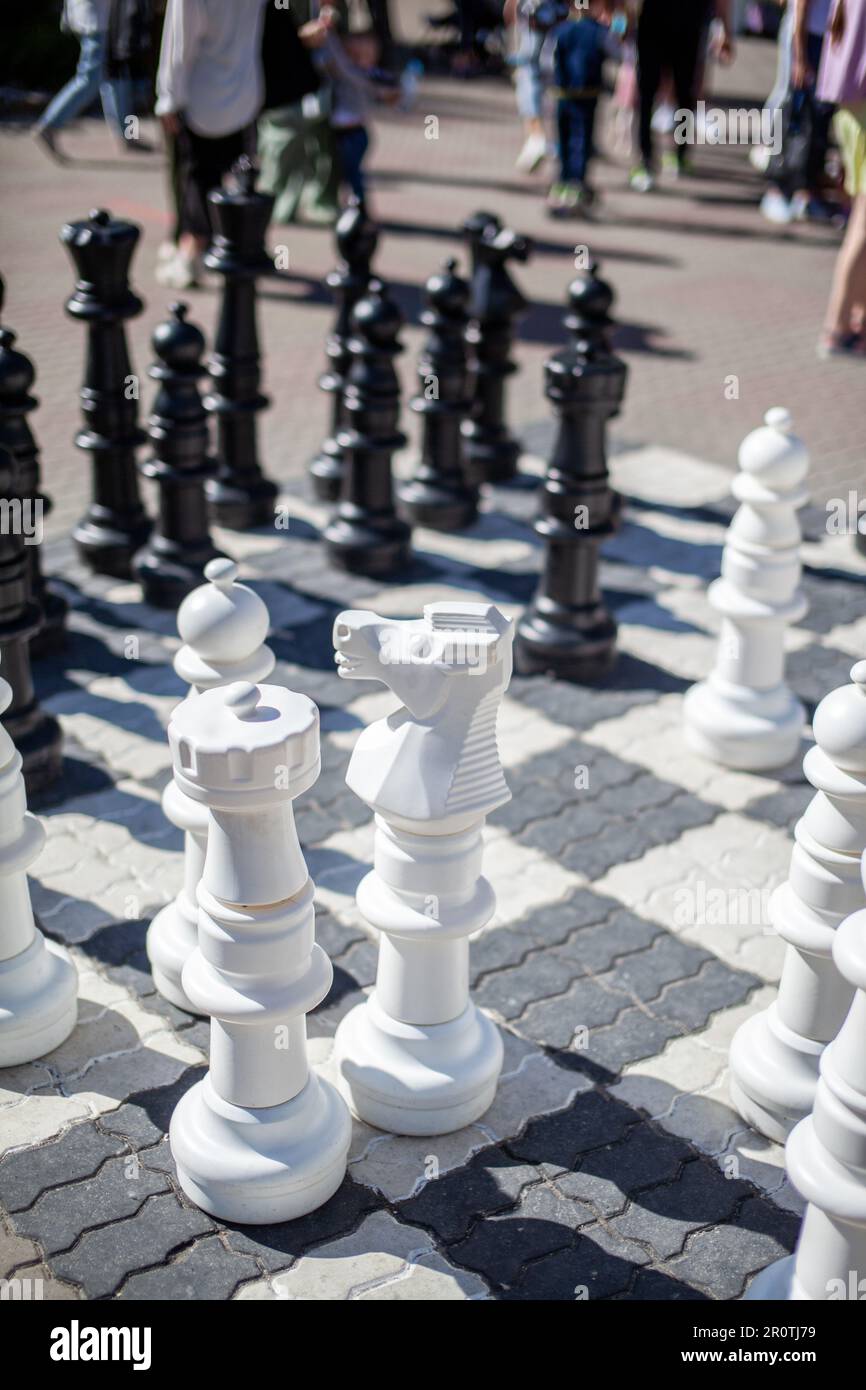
[335,126,370,204]
[636,6,664,172]
[37,33,104,132]
[557,101,576,184]
[100,67,133,143]
[577,99,598,187]
[258,106,308,224]
[823,194,866,340]
[515,24,546,168]
[669,18,704,169]
[803,33,833,197]
[301,116,341,223]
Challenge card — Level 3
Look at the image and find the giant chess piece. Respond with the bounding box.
[61,208,152,578]
[0,673,76,1066]
[461,210,531,486]
[133,303,228,607]
[309,198,379,502]
[322,279,412,576]
[515,263,627,683]
[684,408,809,770]
[0,447,62,794]
[398,258,479,532]
[0,285,68,654]
[746,869,866,1300]
[332,602,511,1135]
[730,662,866,1141]
[204,158,279,530]
[147,559,274,1012]
[168,680,351,1222]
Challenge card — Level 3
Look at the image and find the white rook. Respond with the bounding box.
[684,407,808,770]
[147,559,274,1012]
[332,601,511,1135]
[167,680,350,1223]
[746,872,866,1300]
[730,663,866,1141]
[0,676,76,1065]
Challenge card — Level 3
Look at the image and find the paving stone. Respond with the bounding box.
[224,1178,381,1273]
[498,1227,643,1301]
[553,1124,686,1218]
[119,1236,261,1300]
[0,1119,126,1213]
[447,1187,578,1287]
[0,1216,40,1278]
[12,1156,171,1255]
[508,1091,636,1169]
[667,1198,801,1301]
[609,1159,752,1260]
[397,1148,541,1244]
[50,1194,215,1299]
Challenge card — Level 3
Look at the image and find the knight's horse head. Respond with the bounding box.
[333,603,512,721]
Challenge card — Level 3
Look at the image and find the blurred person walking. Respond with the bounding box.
[33,0,142,161]
[815,0,866,356]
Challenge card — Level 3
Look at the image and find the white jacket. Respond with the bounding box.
[155,0,267,137]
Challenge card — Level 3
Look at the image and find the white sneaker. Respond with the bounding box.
[155,251,201,290]
[629,166,655,194]
[760,188,793,225]
[516,133,547,173]
[157,240,178,264]
[750,145,771,173]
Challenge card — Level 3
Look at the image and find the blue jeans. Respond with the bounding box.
[557,98,596,185]
[514,23,545,121]
[335,125,370,202]
[39,32,130,138]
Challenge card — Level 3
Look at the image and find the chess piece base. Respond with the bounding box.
[515,608,616,684]
[30,589,69,658]
[146,901,201,1015]
[744,1254,800,1300]
[397,478,478,533]
[334,992,504,1136]
[683,678,804,771]
[132,542,228,610]
[729,1002,827,1143]
[206,477,278,532]
[462,434,519,487]
[73,512,152,580]
[323,517,411,577]
[309,447,343,503]
[0,933,77,1066]
[171,1070,351,1224]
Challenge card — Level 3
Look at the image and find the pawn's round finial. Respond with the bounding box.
[425,258,469,320]
[353,279,403,346]
[90,209,111,226]
[177,561,270,664]
[812,664,866,772]
[152,301,205,369]
[738,406,808,487]
[224,681,261,720]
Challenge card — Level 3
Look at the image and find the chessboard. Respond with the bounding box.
[3,439,864,1302]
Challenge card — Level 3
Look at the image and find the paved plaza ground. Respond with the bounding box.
[0,15,865,1303]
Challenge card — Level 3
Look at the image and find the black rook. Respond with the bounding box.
[0,444,62,793]
[204,157,278,530]
[462,211,531,486]
[323,279,411,576]
[398,257,478,532]
[515,262,627,683]
[133,303,228,607]
[309,198,379,502]
[61,208,151,578]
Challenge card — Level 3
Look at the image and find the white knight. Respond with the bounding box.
[332,601,512,1135]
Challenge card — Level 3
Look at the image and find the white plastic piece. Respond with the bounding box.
[0,676,76,1066]
[332,602,511,1135]
[730,662,866,1142]
[683,407,809,771]
[746,877,866,1300]
[167,679,351,1223]
[146,559,274,1012]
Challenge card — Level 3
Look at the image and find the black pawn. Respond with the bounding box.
[204,157,278,529]
[0,303,68,654]
[0,445,62,794]
[461,212,532,486]
[309,198,379,502]
[515,262,628,683]
[61,208,152,578]
[133,304,229,607]
[398,258,478,532]
[322,279,411,576]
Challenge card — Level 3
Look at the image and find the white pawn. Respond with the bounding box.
[0,677,76,1065]
[731,662,866,1141]
[147,558,274,1012]
[333,602,511,1135]
[168,680,350,1223]
[746,880,866,1300]
[683,407,809,770]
